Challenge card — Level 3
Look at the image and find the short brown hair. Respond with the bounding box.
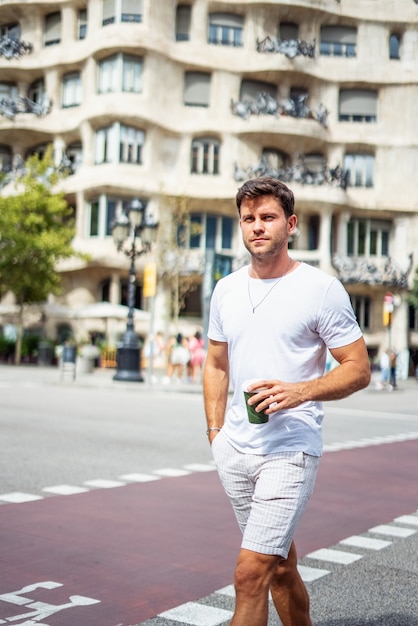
[236,176,295,219]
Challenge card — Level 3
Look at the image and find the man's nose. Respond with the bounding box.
[252,219,264,231]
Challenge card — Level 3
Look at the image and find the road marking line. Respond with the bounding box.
[83,479,126,488]
[153,468,191,477]
[340,535,392,550]
[323,431,418,452]
[119,473,161,482]
[368,524,417,538]
[305,548,363,564]
[183,463,217,472]
[215,585,235,597]
[158,602,233,626]
[298,564,331,582]
[393,514,418,527]
[42,485,90,495]
[0,492,43,503]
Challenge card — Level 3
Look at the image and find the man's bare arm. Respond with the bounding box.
[203,339,229,442]
[247,337,371,414]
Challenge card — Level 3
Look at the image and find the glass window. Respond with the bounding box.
[0,145,12,173]
[343,153,374,188]
[339,89,377,122]
[184,72,211,107]
[79,9,87,39]
[208,12,244,47]
[191,138,220,175]
[105,199,117,235]
[351,295,371,330]
[1,23,20,39]
[28,79,46,104]
[240,79,276,101]
[95,125,117,164]
[119,125,144,163]
[62,72,82,108]
[99,54,143,93]
[389,33,400,59]
[44,12,61,46]
[320,25,357,57]
[279,22,298,40]
[102,0,143,26]
[176,5,191,41]
[346,219,391,257]
[90,200,99,236]
[188,214,233,251]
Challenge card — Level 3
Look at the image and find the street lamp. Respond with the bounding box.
[111,198,159,382]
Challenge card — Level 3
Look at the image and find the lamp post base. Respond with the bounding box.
[113,345,144,382]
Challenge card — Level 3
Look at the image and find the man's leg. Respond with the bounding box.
[230,548,282,626]
[270,542,312,626]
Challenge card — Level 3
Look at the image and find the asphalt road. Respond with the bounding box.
[0,364,417,626]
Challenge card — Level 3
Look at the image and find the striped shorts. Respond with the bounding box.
[211,433,320,558]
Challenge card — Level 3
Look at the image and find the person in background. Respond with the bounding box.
[188,330,206,383]
[163,333,190,383]
[203,176,371,626]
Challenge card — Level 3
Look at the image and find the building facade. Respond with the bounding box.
[1,0,418,370]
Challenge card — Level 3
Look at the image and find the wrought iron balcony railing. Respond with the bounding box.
[231,92,328,128]
[0,36,32,59]
[0,95,52,120]
[256,36,315,59]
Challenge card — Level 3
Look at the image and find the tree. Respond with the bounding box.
[407,266,418,312]
[158,196,203,330]
[0,146,80,364]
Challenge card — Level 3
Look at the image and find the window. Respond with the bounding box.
[44,12,61,46]
[62,72,82,107]
[188,213,233,250]
[176,5,191,41]
[64,142,83,173]
[347,219,391,257]
[119,125,144,163]
[95,123,144,164]
[208,13,243,47]
[351,295,371,330]
[87,196,116,236]
[102,0,143,26]
[409,305,418,331]
[0,82,18,99]
[191,138,220,174]
[28,79,46,104]
[240,79,276,101]
[343,154,374,188]
[0,145,12,173]
[1,23,20,39]
[389,33,401,59]
[79,9,87,39]
[98,54,143,94]
[320,25,357,57]
[339,89,377,122]
[184,72,211,107]
[279,22,298,40]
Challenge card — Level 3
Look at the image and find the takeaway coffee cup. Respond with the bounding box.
[242,379,269,424]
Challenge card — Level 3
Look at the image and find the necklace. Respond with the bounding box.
[248,259,292,313]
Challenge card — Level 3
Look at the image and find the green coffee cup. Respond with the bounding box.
[242,379,270,424]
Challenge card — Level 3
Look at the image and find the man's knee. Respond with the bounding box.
[234,549,282,595]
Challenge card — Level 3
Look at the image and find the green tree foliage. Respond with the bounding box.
[407,267,418,311]
[0,146,78,363]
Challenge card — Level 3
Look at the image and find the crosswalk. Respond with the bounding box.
[139,511,418,626]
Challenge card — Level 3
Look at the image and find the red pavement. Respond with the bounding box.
[1,440,417,626]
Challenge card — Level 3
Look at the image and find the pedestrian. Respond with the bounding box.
[379,350,390,389]
[203,176,371,626]
[389,349,398,389]
[163,333,190,383]
[188,330,205,383]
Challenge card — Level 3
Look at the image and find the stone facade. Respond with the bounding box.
[0,0,417,367]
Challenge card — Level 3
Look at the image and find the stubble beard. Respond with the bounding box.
[244,237,287,263]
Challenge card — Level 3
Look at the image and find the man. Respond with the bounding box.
[203,177,371,626]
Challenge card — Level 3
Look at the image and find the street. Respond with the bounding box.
[0,365,417,626]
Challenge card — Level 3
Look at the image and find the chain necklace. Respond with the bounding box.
[248,259,292,313]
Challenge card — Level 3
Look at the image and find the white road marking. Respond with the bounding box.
[43,485,90,495]
[153,468,191,477]
[0,492,43,503]
[369,524,417,538]
[158,602,233,626]
[119,473,161,482]
[340,535,392,550]
[305,548,363,565]
[83,479,126,488]
[393,514,418,527]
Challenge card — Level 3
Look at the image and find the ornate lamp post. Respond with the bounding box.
[112,199,159,382]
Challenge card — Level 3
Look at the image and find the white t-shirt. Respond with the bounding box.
[208,262,363,457]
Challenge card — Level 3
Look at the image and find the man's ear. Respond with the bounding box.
[288,214,298,234]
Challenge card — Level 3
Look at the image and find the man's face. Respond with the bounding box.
[239,195,297,260]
